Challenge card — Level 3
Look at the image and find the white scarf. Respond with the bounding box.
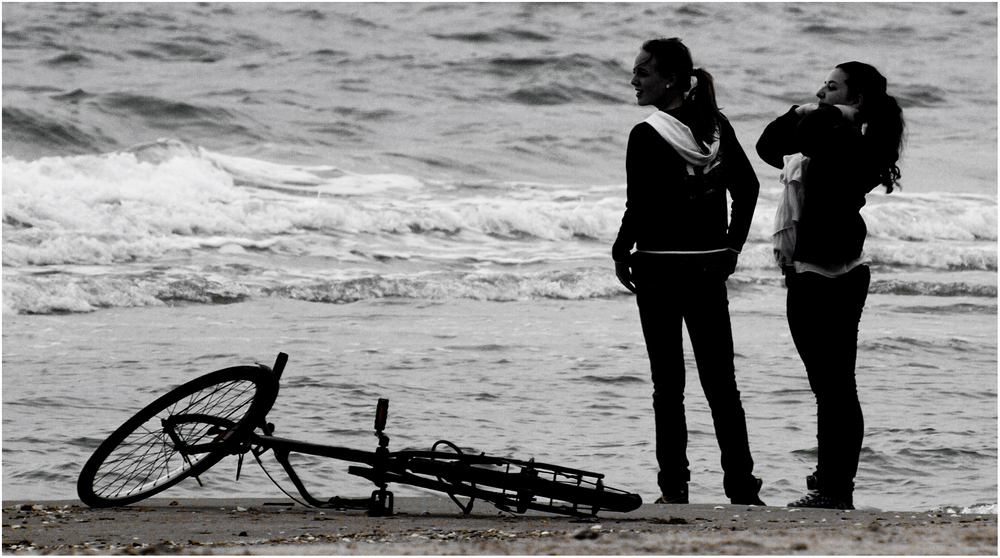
[643,111,721,173]
[772,153,808,266]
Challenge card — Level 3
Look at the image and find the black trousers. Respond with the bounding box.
[785,265,870,499]
[632,254,758,498]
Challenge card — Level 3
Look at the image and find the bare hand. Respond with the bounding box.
[723,249,739,278]
[795,103,820,115]
[615,261,636,293]
[835,104,860,122]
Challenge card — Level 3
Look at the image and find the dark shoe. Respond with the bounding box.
[654,485,689,504]
[730,477,765,506]
[787,491,854,510]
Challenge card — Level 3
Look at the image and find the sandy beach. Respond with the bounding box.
[2,497,996,555]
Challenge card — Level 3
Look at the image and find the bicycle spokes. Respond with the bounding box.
[82,373,267,504]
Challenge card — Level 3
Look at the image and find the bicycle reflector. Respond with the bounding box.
[375,398,389,432]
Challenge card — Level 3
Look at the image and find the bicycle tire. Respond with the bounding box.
[77,365,278,507]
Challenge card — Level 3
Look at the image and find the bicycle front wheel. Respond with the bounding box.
[77,365,278,507]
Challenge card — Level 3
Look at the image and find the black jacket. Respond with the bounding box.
[756,105,884,265]
[612,102,760,263]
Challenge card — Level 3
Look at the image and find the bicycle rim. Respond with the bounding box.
[77,366,277,507]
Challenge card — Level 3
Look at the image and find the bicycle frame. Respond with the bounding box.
[150,353,642,517]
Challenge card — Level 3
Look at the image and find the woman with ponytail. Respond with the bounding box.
[756,62,905,510]
[613,38,764,506]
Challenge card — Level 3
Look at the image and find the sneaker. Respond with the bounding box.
[787,491,854,510]
[654,486,689,504]
[730,477,766,506]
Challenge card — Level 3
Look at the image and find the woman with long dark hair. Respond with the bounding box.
[613,38,763,505]
[757,62,905,510]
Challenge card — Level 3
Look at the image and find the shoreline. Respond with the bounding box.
[3,497,996,555]
[4,296,997,512]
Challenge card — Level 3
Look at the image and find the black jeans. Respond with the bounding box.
[785,265,870,499]
[632,254,758,498]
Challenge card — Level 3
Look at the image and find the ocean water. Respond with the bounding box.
[2,2,996,514]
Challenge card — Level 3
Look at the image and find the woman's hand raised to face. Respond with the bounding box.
[796,102,859,124]
[795,103,820,116]
[834,104,860,122]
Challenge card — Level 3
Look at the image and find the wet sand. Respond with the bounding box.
[2,497,996,555]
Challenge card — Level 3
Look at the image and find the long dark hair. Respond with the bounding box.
[837,61,906,192]
[640,38,722,148]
